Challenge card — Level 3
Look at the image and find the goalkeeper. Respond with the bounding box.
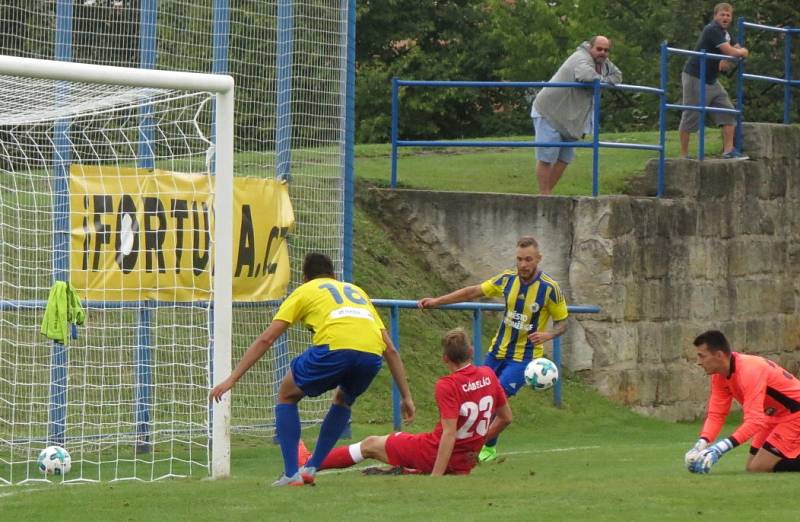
[685,330,800,474]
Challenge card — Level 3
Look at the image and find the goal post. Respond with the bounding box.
[0,55,234,483]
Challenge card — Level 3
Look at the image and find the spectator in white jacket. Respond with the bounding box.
[531,36,622,195]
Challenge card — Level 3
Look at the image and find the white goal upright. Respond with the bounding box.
[0,56,234,484]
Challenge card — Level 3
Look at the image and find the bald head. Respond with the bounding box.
[588,35,611,63]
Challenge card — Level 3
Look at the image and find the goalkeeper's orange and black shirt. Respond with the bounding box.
[700,352,800,445]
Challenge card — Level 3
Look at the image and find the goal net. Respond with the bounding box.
[0,59,239,484]
[0,1,352,484]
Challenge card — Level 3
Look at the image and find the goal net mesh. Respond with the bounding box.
[0,1,348,484]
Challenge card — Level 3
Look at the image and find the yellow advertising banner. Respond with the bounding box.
[69,165,293,302]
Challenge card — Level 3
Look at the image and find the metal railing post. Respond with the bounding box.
[591,79,601,197]
[390,77,400,188]
[784,30,794,124]
[390,305,401,430]
[553,336,562,408]
[735,17,746,150]
[658,41,668,198]
[698,50,707,160]
[472,309,483,365]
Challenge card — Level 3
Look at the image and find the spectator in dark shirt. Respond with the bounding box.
[679,3,749,160]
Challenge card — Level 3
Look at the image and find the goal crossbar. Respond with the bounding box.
[0,55,233,94]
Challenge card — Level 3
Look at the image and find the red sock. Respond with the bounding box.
[319,445,357,470]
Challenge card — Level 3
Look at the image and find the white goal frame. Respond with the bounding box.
[0,55,234,479]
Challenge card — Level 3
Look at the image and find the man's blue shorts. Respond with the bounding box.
[533,118,575,165]
[483,353,528,398]
[290,345,382,405]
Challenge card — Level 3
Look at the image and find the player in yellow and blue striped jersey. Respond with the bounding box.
[417,236,568,462]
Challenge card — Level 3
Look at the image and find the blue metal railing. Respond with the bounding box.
[372,299,601,430]
[738,19,800,127]
[390,20,799,198]
[390,79,663,197]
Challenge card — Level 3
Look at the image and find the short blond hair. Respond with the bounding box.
[714,2,732,14]
[441,328,472,364]
[517,236,539,249]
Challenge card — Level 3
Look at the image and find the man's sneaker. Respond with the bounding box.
[298,465,317,485]
[297,439,312,467]
[271,471,305,487]
[721,150,749,160]
[478,445,497,463]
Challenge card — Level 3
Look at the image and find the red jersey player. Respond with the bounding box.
[305,327,512,477]
[685,330,800,474]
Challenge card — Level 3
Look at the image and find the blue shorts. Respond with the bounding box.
[290,345,382,405]
[533,118,575,165]
[483,353,528,397]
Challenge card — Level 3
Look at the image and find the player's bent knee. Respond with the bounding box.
[331,387,352,407]
[360,435,389,459]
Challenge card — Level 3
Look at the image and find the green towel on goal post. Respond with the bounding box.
[40,281,86,345]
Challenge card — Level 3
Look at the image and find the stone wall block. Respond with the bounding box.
[696,200,733,238]
[591,368,655,406]
[742,122,776,160]
[584,323,638,367]
[565,319,594,371]
[611,241,637,279]
[636,322,662,363]
[696,161,739,199]
[622,281,642,321]
[640,239,671,279]
[570,237,617,318]
[660,323,689,363]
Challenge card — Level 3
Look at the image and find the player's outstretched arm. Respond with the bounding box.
[209,319,290,402]
[431,418,457,476]
[381,330,415,424]
[417,285,483,309]
[484,403,512,443]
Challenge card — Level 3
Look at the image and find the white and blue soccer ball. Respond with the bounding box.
[524,357,559,391]
[37,445,71,476]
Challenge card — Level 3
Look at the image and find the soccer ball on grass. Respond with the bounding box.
[37,445,71,476]
[524,357,559,391]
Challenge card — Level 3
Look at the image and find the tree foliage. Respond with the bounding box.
[356,0,800,143]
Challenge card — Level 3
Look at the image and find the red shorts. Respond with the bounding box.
[751,413,800,459]
[384,432,477,475]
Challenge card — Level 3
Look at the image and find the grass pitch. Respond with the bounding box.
[3,379,793,521]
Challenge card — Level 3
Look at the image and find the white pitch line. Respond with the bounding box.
[502,445,601,456]
[0,486,49,499]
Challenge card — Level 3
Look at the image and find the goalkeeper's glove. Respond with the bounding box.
[689,438,734,474]
[684,438,708,469]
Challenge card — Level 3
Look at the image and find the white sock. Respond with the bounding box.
[348,443,364,463]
